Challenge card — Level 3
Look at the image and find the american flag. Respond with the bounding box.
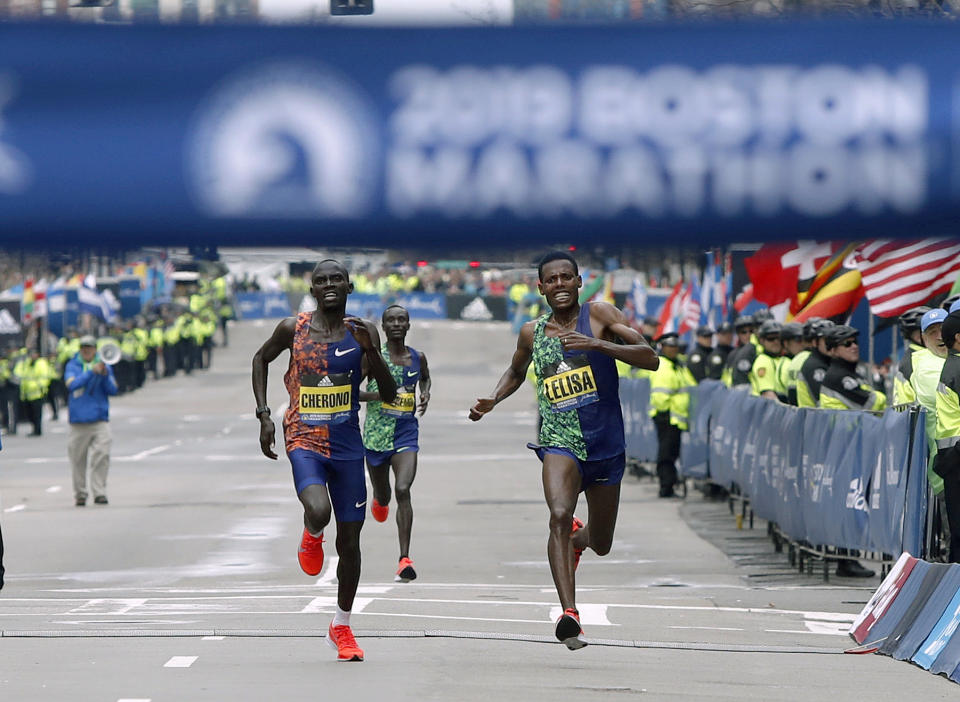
[677,276,702,335]
[856,238,960,317]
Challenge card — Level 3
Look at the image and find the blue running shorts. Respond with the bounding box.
[365,445,418,467]
[288,448,367,522]
[527,444,625,492]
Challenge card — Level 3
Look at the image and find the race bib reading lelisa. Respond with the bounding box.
[542,354,599,413]
[299,372,353,425]
[382,385,416,418]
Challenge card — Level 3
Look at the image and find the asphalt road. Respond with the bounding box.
[0,318,955,701]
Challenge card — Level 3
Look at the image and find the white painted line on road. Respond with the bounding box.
[315,556,339,586]
[765,628,849,637]
[45,485,62,493]
[3,504,25,513]
[163,656,198,668]
[301,596,372,614]
[119,445,171,462]
[25,457,67,464]
[67,599,149,615]
[549,604,613,626]
[202,636,225,640]
[117,698,152,701]
[669,626,744,632]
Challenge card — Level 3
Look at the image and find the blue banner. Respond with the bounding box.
[345,293,447,321]
[623,379,928,556]
[0,22,958,245]
[118,277,142,320]
[235,291,292,320]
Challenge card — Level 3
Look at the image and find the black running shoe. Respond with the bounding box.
[555,608,587,650]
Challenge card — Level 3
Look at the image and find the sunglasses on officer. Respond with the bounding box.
[840,339,858,348]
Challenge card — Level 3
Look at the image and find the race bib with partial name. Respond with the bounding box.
[382,385,416,417]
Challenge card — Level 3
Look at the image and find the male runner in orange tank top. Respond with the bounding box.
[253,259,397,662]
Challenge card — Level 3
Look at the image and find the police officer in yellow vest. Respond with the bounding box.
[148,318,164,380]
[777,322,804,405]
[894,306,930,405]
[934,311,960,562]
[16,348,51,436]
[750,320,784,401]
[797,320,837,408]
[163,315,181,377]
[785,319,819,406]
[649,332,696,498]
[0,346,16,435]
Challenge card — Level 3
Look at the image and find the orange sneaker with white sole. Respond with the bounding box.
[326,623,364,662]
[395,557,417,582]
[555,608,587,650]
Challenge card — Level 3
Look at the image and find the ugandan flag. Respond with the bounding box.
[787,242,864,323]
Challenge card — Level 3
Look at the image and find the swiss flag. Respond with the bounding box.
[744,241,839,307]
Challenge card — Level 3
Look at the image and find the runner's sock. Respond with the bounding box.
[309,529,324,539]
[332,606,351,627]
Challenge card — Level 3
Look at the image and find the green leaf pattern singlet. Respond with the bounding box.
[363,344,404,452]
[533,314,587,460]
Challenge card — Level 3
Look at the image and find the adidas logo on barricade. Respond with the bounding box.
[0,308,21,334]
[461,297,492,321]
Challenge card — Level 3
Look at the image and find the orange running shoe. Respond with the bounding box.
[395,557,417,583]
[371,498,389,523]
[297,528,324,576]
[571,516,585,571]
[555,608,587,650]
[326,623,364,662]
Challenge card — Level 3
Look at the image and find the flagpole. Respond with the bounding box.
[868,311,875,366]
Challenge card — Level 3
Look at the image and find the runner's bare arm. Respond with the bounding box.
[252,317,296,460]
[558,302,658,371]
[469,322,534,422]
[417,352,431,417]
[351,318,398,404]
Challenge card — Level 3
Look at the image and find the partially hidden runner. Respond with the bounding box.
[252,259,397,663]
[360,304,431,583]
[469,251,659,650]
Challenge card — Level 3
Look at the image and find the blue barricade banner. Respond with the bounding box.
[118,277,142,320]
[235,291,293,319]
[0,22,958,245]
[345,293,447,321]
[627,379,927,557]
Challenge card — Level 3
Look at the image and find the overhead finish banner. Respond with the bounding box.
[0,22,955,245]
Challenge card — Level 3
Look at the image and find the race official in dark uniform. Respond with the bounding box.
[706,322,734,381]
[935,311,960,562]
[797,320,836,408]
[725,315,758,388]
[818,325,884,579]
[819,326,887,412]
[687,326,714,383]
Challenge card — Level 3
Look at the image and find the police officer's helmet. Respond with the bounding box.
[811,319,837,339]
[753,309,775,324]
[733,315,755,331]
[898,306,930,337]
[825,325,859,350]
[757,320,782,340]
[780,322,804,342]
[942,295,960,313]
[717,321,734,335]
[801,317,824,342]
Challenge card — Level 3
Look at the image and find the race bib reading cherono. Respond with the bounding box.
[542,354,599,413]
[300,372,353,425]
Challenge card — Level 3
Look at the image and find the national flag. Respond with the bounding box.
[678,277,701,335]
[734,283,754,313]
[78,283,116,323]
[855,238,960,317]
[578,270,605,304]
[701,251,724,328]
[631,277,647,320]
[655,281,685,338]
[744,240,840,308]
[788,243,864,322]
[22,278,34,324]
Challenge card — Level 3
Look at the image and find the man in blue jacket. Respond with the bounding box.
[65,336,118,507]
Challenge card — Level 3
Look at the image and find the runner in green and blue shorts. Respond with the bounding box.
[361,305,431,583]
